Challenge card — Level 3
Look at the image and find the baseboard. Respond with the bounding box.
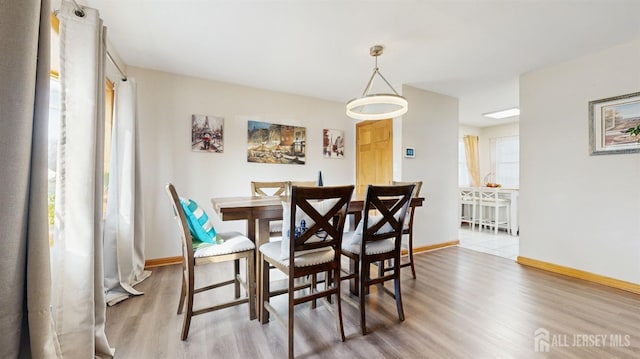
[145,256,182,269]
[517,256,640,295]
[402,240,460,255]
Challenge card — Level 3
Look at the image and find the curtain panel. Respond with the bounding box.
[0,0,62,357]
[104,78,151,306]
[51,2,113,357]
[463,135,481,187]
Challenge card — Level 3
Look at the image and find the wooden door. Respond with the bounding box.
[356,119,393,194]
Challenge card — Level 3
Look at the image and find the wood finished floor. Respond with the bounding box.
[105,247,640,358]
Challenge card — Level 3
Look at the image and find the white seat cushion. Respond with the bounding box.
[341,231,395,255]
[280,198,340,260]
[193,231,255,257]
[269,220,283,233]
[260,241,335,268]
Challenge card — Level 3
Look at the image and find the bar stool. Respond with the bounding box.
[459,188,478,230]
[478,188,510,235]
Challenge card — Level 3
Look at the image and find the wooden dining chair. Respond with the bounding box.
[165,183,256,340]
[259,185,354,359]
[391,180,423,279]
[341,184,414,335]
[251,181,288,237]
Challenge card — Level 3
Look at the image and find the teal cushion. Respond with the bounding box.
[180,198,217,244]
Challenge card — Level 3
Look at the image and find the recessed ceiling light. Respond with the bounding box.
[483,107,520,119]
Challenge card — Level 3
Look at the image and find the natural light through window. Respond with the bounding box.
[492,136,519,188]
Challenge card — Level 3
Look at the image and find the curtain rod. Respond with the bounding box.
[69,0,128,81]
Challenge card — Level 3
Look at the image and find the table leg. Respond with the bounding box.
[255,218,271,322]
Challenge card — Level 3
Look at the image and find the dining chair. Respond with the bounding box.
[251,181,289,237]
[259,185,354,359]
[165,183,256,340]
[341,184,414,335]
[478,188,511,235]
[459,187,478,231]
[391,180,423,279]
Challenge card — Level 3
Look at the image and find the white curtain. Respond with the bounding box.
[104,78,151,306]
[51,2,113,357]
[0,0,61,357]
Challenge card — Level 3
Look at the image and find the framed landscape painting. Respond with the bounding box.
[247,120,306,165]
[192,114,224,153]
[589,92,640,155]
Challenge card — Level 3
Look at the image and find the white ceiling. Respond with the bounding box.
[79,0,640,127]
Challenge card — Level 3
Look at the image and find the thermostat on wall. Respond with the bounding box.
[404,147,415,158]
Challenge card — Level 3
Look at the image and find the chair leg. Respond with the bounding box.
[177,271,186,314]
[394,262,405,322]
[359,261,368,335]
[494,205,499,234]
[348,257,359,296]
[408,232,416,279]
[260,256,270,324]
[326,271,333,304]
[234,259,241,299]
[247,253,257,320]
[181,276,194,340]
[311,273,317,309]
[334,267,345,342]
[288,277,295,359]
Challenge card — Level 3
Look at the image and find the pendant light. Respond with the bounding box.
[346,45,408,120]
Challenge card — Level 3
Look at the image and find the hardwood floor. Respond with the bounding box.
[106,247,640,358]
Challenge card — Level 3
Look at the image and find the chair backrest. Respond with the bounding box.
[460,187,476,203]
[251,181,288,197]
[165,183,195,268]
[479,188,501,203]
[392,180,423,228]
[285,180,316,196]
[392,180,422,198]
[287,185,354,259]
[361,184,414,251]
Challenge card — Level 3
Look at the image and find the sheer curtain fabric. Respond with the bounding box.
[104,78,151,306]
[50,2,113,357]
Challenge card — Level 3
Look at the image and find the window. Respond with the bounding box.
[458,138,470,187]
[492,136,519,188]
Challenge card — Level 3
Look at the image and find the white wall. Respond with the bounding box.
[131,67,356,259]
[402,85,460,246]
[519,39,640,284]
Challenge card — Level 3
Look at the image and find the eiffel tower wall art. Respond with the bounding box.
[192,114,224,153]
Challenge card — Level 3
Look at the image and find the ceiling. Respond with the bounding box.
[79,0,640,127]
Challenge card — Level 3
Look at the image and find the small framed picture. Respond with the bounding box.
[323,129,344,159]
[404,147,415,158]
[589,92,640,155]
[191,114,224,153]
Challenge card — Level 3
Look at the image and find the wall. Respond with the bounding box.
[519,39,640,284]
[402,85,460,246]
[131,67,356,259]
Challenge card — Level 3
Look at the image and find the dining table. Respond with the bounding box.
[210,192,425,320]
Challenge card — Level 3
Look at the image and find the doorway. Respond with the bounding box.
[355,118,393,194]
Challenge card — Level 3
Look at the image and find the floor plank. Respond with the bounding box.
[106,247,640,358]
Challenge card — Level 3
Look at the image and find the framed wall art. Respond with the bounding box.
[191,114,224,153]
[589,92,640,155]
[247,120,306,164]
[322,129,344,158]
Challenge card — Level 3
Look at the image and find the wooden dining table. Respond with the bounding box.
[210,192,424,320]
